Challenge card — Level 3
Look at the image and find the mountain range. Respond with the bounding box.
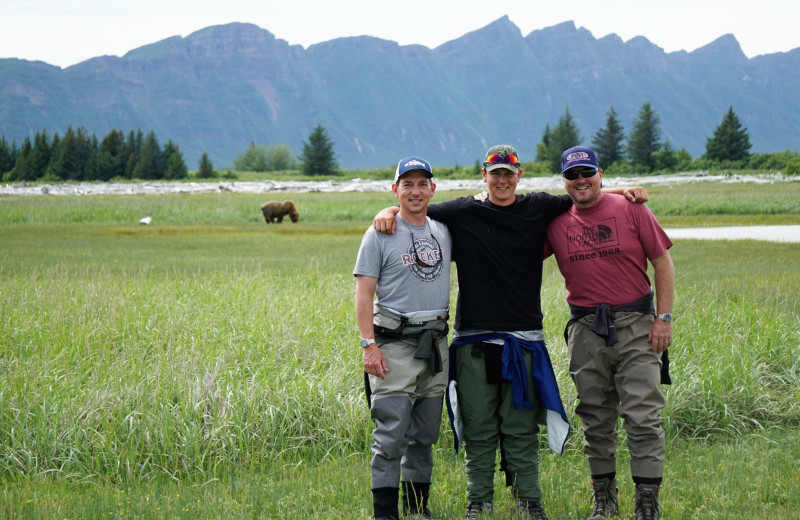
[1,16,798,169]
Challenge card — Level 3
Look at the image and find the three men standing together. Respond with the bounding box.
[355,145,673,520]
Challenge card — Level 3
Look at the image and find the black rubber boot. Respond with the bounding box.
[372,486,400,520]
[402,481,432,519]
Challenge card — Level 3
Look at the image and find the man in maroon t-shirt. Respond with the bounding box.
[545,146,674,520]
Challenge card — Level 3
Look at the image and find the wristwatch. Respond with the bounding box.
[656,313,673,323]
[360,338,376,348]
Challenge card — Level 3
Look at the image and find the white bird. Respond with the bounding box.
[139,216,152,225]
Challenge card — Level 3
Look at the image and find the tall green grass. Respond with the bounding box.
[1,182,799,517]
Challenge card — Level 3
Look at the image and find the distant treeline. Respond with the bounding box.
[533,104,800,175]
[0,127,189,183]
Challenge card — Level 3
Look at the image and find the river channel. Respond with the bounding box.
[664,225,800,243]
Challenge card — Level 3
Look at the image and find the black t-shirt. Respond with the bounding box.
[428,192,572,331]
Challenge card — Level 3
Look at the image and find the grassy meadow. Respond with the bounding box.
[1,181,799,519]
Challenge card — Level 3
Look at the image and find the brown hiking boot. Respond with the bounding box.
[587,478,618,519]
[634,484,660,520]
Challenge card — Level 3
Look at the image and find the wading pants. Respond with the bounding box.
[567,312,665,479]
[368,336,448,489]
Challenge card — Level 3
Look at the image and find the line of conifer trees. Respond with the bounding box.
[534,103,800,175]
[0,126,188,182]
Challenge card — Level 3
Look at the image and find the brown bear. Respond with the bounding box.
[261,200,300,224]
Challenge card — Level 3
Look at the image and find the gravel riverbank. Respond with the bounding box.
[1,172,797,197]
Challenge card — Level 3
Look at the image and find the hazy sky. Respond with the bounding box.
[3,0,798,68]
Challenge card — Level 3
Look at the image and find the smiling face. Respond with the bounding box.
[482,166,521,206]
[392,170,436,224]
[563,167,604,208]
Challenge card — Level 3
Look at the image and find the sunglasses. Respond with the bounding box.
[563,168,599,181]
[484,152,519,167]
[410,232,443,268]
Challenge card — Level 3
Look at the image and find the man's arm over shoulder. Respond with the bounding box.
[373,197,464,234]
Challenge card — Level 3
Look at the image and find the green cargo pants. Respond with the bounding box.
[454,342,544,502]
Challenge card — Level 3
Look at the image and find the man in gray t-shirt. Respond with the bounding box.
[354,156,452,520]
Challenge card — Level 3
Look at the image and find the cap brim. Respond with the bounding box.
[395,169,434,182]
[485,163,520,174]
[561,162,598,174]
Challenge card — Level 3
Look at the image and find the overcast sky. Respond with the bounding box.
[2,0,798,68]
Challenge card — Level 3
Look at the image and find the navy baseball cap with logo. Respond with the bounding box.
[561,146,600,173]
[394,156,433,182]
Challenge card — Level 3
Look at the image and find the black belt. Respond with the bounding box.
[566,292,671,385]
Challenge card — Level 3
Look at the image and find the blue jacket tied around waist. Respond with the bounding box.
[445,333,571,455]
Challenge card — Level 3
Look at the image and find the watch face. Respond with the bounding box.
[658,313,672,322]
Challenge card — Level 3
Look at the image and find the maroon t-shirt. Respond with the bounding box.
[545,193,672,307]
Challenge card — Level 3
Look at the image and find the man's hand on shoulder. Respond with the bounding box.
[623,186,649,203]
[473,191,489,202]
[373,206,400,234]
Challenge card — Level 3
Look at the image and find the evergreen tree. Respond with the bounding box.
[300,125,339,176]
[163,140,188,179]
[46,126,95,181]
[704,106,752,162]
[10,140,19,165]
[472,159,482,177]
[47,129,73,180]
[97,129,126,180]
[536,124,552,163]
[134,131,163,179]
[27,130,52,180]
[124,130,144,178]
[0,136,13,178]
[43,133,62,180]
[197,152,216,178]
[627,102,662,172]
[84,133,100,181]
[592,105,625,167]
[537,108,581,173]
[9,137,33,181]
[48,127,79,180]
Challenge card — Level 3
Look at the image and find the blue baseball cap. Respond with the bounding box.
[561,146,600,173]
[394,156,433,182]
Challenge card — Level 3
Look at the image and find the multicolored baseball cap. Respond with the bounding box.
[561,146,600,173]
[394,156,433,182]
[483,145,521,174]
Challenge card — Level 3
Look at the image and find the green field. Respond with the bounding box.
[1,182,799,519]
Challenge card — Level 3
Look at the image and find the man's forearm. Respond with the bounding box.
[652,251,675,314]
[355,276,378,339]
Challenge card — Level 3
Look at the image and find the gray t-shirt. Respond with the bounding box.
[353,214,452,318]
